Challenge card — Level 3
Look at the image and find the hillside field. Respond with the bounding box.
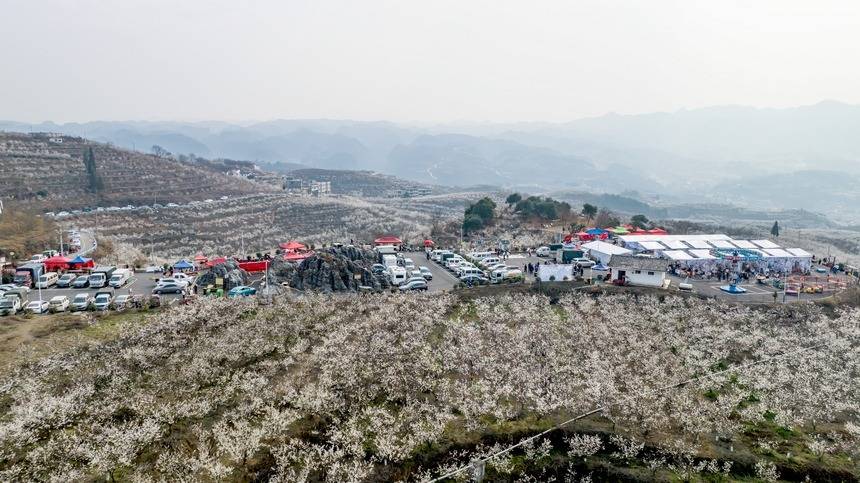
[0,290,856,481]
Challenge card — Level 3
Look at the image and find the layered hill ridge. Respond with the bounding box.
[0,132,271,209]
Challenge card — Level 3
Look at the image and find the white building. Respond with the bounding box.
[607,255,668,288]
[582,240,632,265]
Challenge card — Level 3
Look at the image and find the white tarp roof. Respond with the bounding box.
[787,248,813,258]
[582,241,632,255]
[663,240,689,249]
[689,249,716,259]
[752,239,780,249]
[664,250,695,260]
[732,240,757,249]
[639,241,667,251]
[710,240,737,249]
[763,248,794,258]
[618,234,731,243]
[687,240,713,249]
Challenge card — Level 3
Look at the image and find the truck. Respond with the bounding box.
[375,245,397,255]
[0,288,28,315]
[381,254,398,268]
[13,263,44,288]
[109,268,132,288]
[387,266,408,286]
[88,266,116,289]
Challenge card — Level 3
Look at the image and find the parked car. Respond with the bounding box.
[93,291,113,310]
[573,257,595,268]
[371,263,387,275]
[228,286,257,297]
[72,276,90,288]
[148,294,162,307]
[418,266,433,280]
[71,293,93,311]
[535,246,551,257]
[56,273,77,288]
[144,265,164,273]
[112,294,132,311]
[36,272,59,289]
[25,300,50,314]
[399,280,428,292]
[460,274,489,286]
[153,282,184,294]
[405,275,427,286]
[48,295,70,312]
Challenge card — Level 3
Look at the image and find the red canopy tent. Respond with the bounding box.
[647,228,668,235]
[279,241,307,251]
[373,236,402,246]
[628,229,649,236]
[205,257,228,267]
[423,239,435,247]
[284,251,314,262]
[43,255,71,271]
[193,253,208,263]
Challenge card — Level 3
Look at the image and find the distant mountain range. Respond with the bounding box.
[3,100,859,217]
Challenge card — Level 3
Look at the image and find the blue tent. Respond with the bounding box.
[173,260,194,270]
[69,255,92,264]
[586,228,608,235]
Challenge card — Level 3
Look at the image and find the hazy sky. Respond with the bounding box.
[3,0,859,123]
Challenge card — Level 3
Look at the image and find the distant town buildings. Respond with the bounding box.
[282,177,331,196]
[390,186,432,198]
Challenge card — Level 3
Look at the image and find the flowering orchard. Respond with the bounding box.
[0,292,857,481]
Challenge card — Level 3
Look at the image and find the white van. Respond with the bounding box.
[481,257,501,267]
[469,251,495,261]
[109,268,132,288]
[387,266,408,286]
[459,267,486,278]
[36,272,59,289]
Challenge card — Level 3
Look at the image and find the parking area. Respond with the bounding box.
[400,251,461,292]
[667,274,835,303]
[24,271,185,308]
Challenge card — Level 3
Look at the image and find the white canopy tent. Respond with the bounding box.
[582,241,632,265]
[663,250,695,260]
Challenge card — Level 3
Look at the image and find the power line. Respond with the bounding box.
[429,342,826,482]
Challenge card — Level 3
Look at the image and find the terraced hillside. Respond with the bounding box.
[0,132,270,209]
[62,193,443,259]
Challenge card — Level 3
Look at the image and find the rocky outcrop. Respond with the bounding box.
[269,245,388,293]
[194,260,250,290]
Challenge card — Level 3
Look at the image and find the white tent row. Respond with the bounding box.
[582,240,632,265]
[619,234,788,252]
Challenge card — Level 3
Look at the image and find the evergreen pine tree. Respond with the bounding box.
[83,147,104,192]
[771,221,780,237]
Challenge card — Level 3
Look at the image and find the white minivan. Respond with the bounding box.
[36,272,59,289]
[481,257,501,267]
[109,268,132,288]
